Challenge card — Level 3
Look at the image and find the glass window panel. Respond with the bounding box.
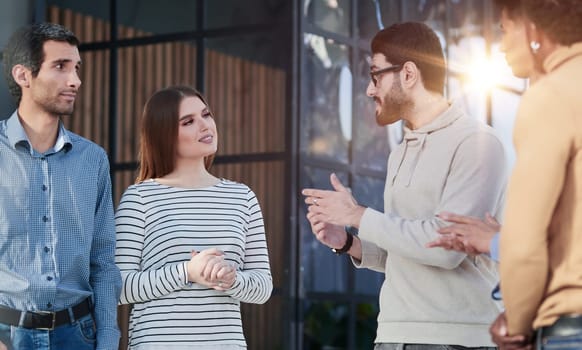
[47,1,110,42]
[492,88,521,170]
[447,75,488,124]
[205,34,287,156]
[353,174,385,212]
[447,0,485,40]
[116,42,197,164]
[352,175,385,295]
[300,167,349,293]
[353,261,384,296]
[304,0,350,36]
[353,52,391,172]
[403,0,446,34]
[117,0,197,39]
[302,34,350,164]
[358,0,401,43]
[446,1,487,92]
[303,301,349,348]
[354,302,379,349]
[206,0,289,29]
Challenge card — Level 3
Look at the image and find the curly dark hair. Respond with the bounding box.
[2,22,79,104]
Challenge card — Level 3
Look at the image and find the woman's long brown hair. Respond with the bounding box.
[136,86,215,183]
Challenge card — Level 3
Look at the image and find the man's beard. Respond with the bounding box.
[376,75,413,126]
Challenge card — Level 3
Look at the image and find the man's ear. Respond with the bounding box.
[401,61,419,89]
[12,64,31,88]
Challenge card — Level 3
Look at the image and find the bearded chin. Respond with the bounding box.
[376,105,401,126]
[47,102,75,117]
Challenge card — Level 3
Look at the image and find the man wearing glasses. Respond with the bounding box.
[303,21,507,349]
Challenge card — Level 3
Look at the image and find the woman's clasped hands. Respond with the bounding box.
[187,248,236,291]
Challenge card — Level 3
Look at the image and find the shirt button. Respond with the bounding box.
[46,276,53,281]
[44,246,50,253]
[42,216,49,222]
[42,185,47,191]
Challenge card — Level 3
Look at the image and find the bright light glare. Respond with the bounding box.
[464,57,505,91]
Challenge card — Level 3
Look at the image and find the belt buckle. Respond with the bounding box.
[35,310,56,330]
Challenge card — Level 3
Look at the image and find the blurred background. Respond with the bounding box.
[0,0,526,349]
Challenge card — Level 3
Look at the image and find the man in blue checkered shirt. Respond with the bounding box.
[0,23,121,350]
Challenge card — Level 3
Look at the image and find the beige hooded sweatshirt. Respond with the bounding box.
[356,103,507,346]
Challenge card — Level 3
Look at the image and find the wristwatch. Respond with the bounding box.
[332,226,355,255]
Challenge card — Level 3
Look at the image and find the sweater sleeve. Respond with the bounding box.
[500,85,572,335]
[351,238,387,273]
[359,130,508,269]
[115,186,189,304]
[225,188,273,304]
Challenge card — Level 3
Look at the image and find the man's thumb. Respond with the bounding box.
[330,173,348,193]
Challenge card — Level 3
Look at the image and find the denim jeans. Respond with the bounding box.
[536,332,582,350]
[0,313,96,350]
[374,344,496,350]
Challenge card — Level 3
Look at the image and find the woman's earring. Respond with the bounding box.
[530,41,541,54]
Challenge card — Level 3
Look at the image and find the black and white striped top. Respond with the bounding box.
[115,179,272,349]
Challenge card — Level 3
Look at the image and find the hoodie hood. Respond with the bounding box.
[403,103,464,137]
[392,104,464,187]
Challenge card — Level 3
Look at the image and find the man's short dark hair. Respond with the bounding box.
[371,22,446,94]
[2,22,79,103]
[523,0,582,46]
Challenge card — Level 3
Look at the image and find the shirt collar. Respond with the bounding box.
[544,42,582,74]
[6,111,73,154]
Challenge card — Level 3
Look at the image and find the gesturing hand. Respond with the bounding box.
[302,173,365,228]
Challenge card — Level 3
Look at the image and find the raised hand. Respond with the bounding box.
[302,173,365,228]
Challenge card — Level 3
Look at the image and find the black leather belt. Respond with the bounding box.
[0,298,92,330]
[538,314,582,338]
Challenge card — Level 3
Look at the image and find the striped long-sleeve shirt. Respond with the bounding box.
[115,179,272,349]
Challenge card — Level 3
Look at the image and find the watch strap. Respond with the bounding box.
[332,227,354,255]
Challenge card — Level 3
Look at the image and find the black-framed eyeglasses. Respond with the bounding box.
[369,65,402,86]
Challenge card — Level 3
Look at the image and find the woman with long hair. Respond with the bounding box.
[115,86,272,349]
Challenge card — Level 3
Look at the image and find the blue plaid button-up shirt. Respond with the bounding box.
[0,111,121,349]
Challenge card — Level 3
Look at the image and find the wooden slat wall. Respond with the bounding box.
[207,50,286,156]
[49,6,287,350]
